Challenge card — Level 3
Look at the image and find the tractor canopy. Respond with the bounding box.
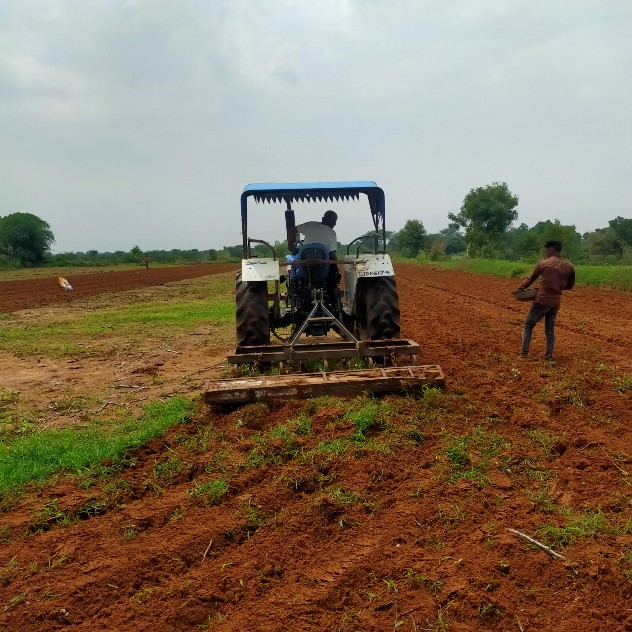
[241,181,385,226]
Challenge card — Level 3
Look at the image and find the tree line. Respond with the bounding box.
[0,214,240,267]
[48,245,240,267]
[1,183,630,267]
[390,182,631,263]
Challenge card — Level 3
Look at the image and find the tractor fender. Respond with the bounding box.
[241,258,280,282]
[342,253,395,315]
[346,253,395,278]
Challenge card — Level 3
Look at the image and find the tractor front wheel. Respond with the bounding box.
[235,272,270,347]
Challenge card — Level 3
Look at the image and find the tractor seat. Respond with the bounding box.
[296,243,330,285]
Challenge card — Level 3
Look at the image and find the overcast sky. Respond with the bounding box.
[1,0,630,253]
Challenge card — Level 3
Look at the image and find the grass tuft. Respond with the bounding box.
[188,479,229,506]
[540,510,607,548]
[0,398,194,497]
[345,395,392,441]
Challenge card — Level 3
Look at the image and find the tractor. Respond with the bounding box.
[204,181,444,405]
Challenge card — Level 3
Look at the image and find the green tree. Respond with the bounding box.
[582,227,620,260]
[609,217,632,249]
[507,223,540,259]
[508,220,582,261]
[448,182,518,256]
[392,219,427,258]
[532,220,582,261]
[0,212,55,266]
[130,245,143,262]
[221,245,243,260]
[437,227,467,255]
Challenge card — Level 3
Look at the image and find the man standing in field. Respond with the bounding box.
[517,239,575,360]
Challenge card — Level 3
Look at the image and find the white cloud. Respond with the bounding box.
[0,0,630,251]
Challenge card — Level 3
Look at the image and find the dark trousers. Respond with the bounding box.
[521,303,558,357]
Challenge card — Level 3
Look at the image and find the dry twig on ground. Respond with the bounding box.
[506,528,566,560]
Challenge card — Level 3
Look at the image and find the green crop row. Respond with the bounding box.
[419,258,632,291]
[0,398,193,498]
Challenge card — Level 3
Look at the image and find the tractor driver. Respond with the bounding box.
[295,210,338,260]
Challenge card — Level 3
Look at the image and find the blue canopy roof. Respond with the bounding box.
[240,181,385,223]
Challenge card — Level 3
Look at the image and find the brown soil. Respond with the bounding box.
[1,263,631,631]
[0,264,238,313]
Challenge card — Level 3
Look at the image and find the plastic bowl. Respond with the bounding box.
[512,288,538,302]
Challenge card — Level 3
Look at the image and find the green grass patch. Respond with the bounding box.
[525,428,564,456]
[0,273,235,357]
[418,258,632,291]
[153,456,188,482]
[443,426,510,487]
[0,398,194,497]
[238,502,268,536]
[0,389,20,412]
[526,487,559,514]
[574,264,632,290]
[0,264,143,281]
[344,395,393,441]
[241,422,303,469]
[290,413,313,435]
[431,258,531,279]
[614,374,632,393]
[304,396,346,415]
[188,479,229,506]
[309,438,348,455]
[445,436,470,468]
[84,301,234,327]
[539,510,607,548]
[327,486,361,505]
[0,300,234,356]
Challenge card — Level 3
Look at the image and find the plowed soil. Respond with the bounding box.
[1,263,631,631]
[0,264,238,313]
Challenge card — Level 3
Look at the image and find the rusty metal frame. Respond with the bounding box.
[227,338,420,364]
[288,295,356,345]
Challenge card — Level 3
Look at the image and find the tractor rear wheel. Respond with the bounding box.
[358,276,401,340]
[235,273,270,347]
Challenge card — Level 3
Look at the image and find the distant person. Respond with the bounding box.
[295,210,338,260]
[517,239,575,360]
[144,254,149,269]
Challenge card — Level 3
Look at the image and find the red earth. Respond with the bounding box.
[1,263,631,631]
[0,264,238,313]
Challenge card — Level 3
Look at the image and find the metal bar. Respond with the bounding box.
[288,259,332,266]
[289,300,321,344]
[318,301,358,344]
[248,238,277,260]
[232,339,419,355]
[227,339,420,364]
[288,298,358,346]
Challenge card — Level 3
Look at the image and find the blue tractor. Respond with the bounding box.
[232,181,415,366]
[202,181,445,404]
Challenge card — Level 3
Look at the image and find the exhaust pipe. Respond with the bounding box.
[285,200,297,253]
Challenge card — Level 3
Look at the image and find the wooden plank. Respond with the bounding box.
[203,365,444,405]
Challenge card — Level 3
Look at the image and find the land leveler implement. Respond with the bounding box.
[204,182,444,405]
